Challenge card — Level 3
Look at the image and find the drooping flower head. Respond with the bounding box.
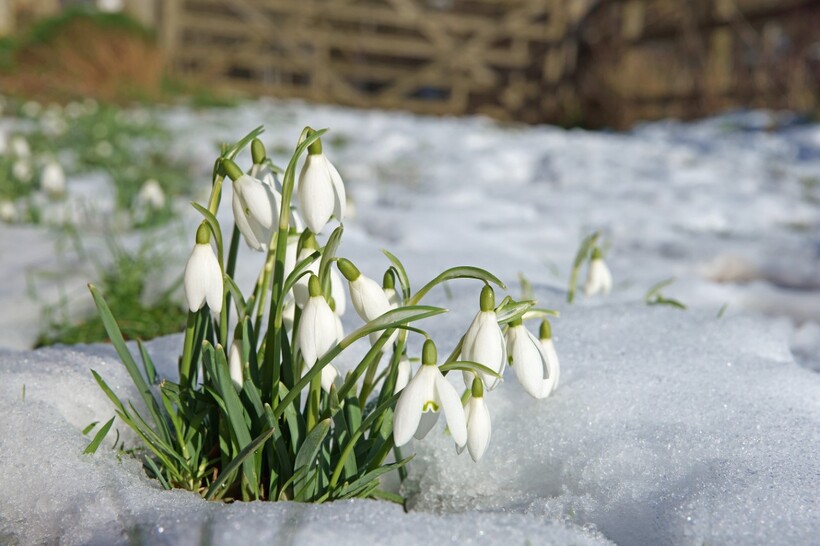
[506,318,554,399]
[298,274,340,393]
[383,269,401,309]
[338,258,395,345]
[297,131,345,234]
[393,339,467,448]
[584,247,612,296]
[223,158,278,251]
[538,319,560,397]
[461,285,506,390]
[457,377,491,462]
[183,223,223,314]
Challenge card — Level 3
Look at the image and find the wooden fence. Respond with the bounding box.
[161,0,592,124]
[161,0,820,127]
[577,0,820,127]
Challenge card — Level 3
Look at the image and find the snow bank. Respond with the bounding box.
[1,302,817,544]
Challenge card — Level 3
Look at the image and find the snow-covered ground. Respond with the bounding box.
[1,102,818,544]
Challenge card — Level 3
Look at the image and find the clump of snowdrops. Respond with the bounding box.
[88,126,560,503]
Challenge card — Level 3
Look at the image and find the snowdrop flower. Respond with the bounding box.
[0,129,7,155]
[457,377,492,462]
[183,223,223,314]
[10,136,30,159]
[298,275,340,393]
[382,270,401,308]
[0,200,18,223]
[394,356,412,394]
[538,319,560,397]
[393,340,467,448]
[12,160,32,183]
[584,247,612,296]
[297,132,345,234]
[338,258,395,345]
[40,161,66,197]
[461,286,506,390]
[506,319,554,399]
[229,339,244,392]
[223,159,277,251]
[137,179,166,209]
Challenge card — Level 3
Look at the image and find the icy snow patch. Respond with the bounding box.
[1,302,818,545]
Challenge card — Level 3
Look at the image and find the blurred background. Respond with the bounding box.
[0,0,818,361]
[1,0,819,128]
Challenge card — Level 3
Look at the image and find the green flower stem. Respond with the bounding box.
[220,225,241,344]
[358,351,385,407]
[263,128,325,403]
[306,373,321,432]
[207,174,225,216]
[179,311,199,389]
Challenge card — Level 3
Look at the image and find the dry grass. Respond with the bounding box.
[1,10,163,103]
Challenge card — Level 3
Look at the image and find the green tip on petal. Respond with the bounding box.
[300,230,318,250]
[383,269,395,290]
[471,376,484,398]
[251,138,266,165]
[591,247,603,260]
[509,317,523,328]
[306,127,323,155]
[539,319,552,340]
[308,274,322,298]
[221,158,244,181]
[422,339,437,366]
[480,285,495,312]
[195,222,211,244]
[337,258,361,282]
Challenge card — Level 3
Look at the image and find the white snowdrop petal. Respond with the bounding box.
[435,372,467,447]
[326,157,346,222]
[394,358,411,394]
[393,373,427,446]
[183,244,212,312]
[330,268,346,316]
[229,341,243,392]
[414,410,439,440]
[237,175,275,229]
[466,397,492,462]
[232,189,264,250]
[203,249,224,314]
[320,364,338,393]
[298,155,335,233]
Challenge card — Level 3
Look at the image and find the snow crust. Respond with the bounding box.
[1,102,819,544]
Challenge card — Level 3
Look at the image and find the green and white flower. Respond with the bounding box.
[393,340,466,448]
[183,224,223,314]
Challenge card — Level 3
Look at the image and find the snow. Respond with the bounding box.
[1,101,819,544]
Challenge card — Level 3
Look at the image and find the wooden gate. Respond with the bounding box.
[161,0,592,124]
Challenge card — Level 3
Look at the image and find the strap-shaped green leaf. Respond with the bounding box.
[83,416,115,454]
[567,231,600,303]
[410,266,506,305]
[293,419,331,501]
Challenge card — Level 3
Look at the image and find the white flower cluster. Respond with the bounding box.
[181,130,562,470]
[392,285,560,462]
